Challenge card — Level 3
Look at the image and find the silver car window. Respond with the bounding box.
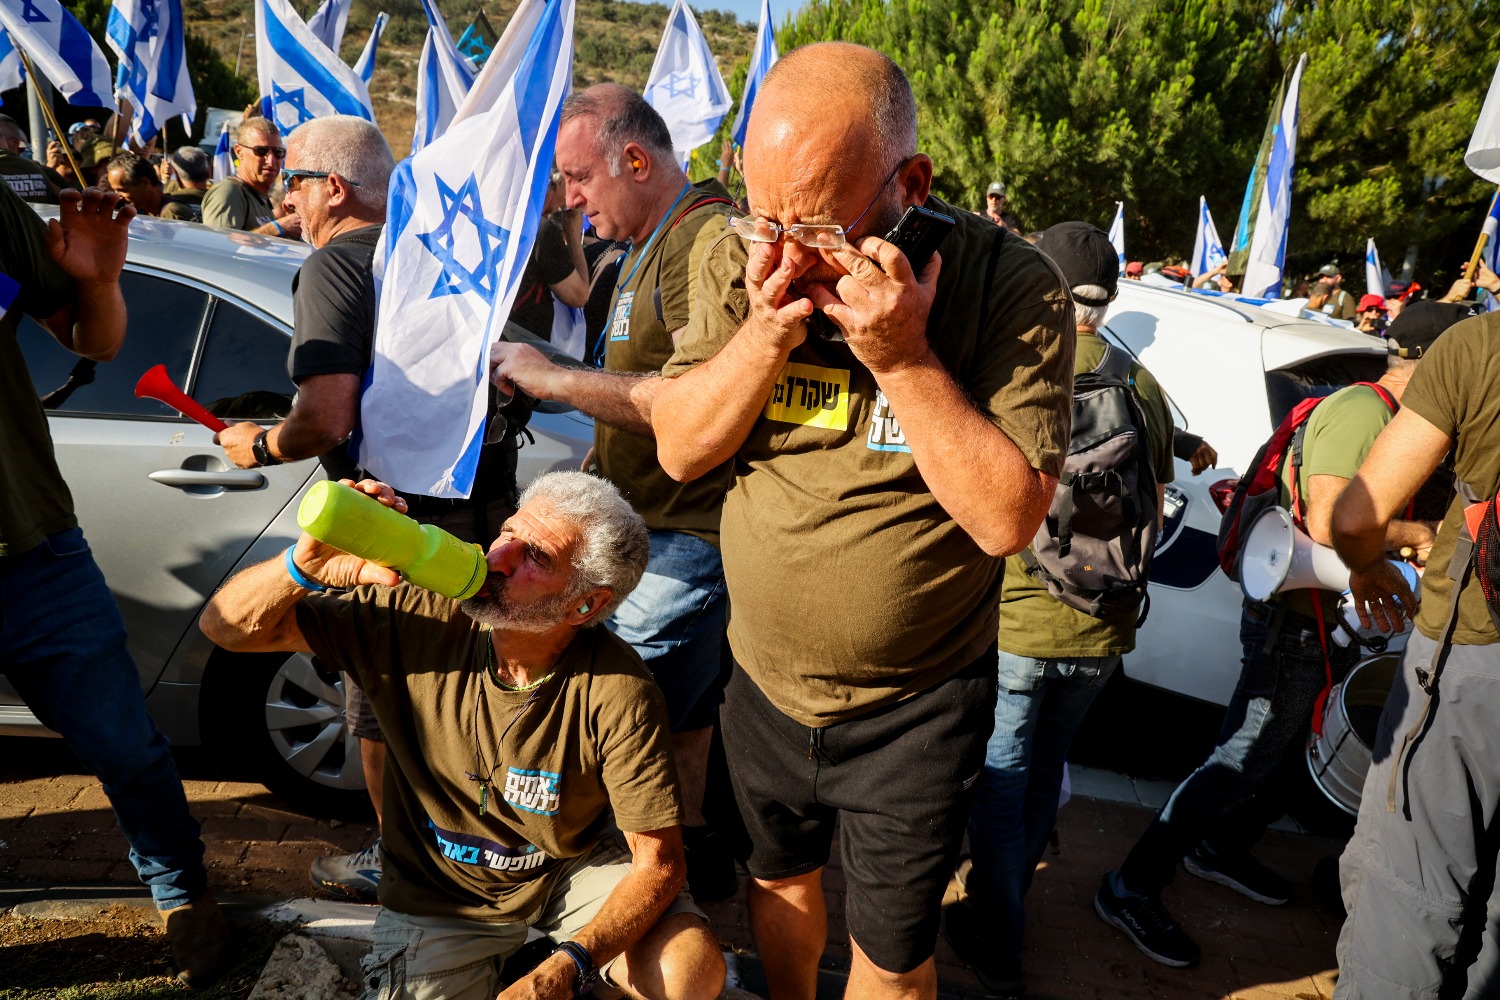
[193,299,297,423]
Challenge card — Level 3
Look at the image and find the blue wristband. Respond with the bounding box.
[272,217,285,236]
[284,546,327,592]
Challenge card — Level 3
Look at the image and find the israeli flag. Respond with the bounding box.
[1107,201,1125,273]
[1190,196,1226,276]
[1364,238,1391,299]
[306,0,350,56]
[212,120,231,181]
[411,0,476,155]
[0,27,23,93]
[1481,193,1500,312]
[643,0,730,160]
[1242,53,1308,299]
[107,0,195,145]
[1466,54,1500,184]
[254,0,374,135]
[730,0,776,147]
[352,11,387,84]
[0,0,111,107]
[360,0,574,497]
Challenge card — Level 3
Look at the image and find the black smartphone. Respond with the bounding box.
[885,204,956,273]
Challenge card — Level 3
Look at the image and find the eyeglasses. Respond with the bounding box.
[239,144,287,160]
[729,158,907,250]
[280,168,361,192]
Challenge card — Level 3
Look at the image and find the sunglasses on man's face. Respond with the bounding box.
[240,144,287,160]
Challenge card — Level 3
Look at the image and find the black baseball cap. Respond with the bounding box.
[1035,222,1118,306]
[1385,301,1469,359]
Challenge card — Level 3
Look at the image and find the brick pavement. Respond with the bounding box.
[0,740,1346,999]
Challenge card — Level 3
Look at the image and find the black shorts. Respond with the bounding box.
[719,648,997,974]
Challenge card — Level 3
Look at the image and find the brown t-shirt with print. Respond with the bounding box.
[1401,312,1500,646]
[596,179,735,544]
[662,196,1075,726]
[295,585,683,921]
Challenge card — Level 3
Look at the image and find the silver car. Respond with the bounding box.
[5,213,592,815]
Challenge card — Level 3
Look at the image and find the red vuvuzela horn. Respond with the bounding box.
[134,364,229,433]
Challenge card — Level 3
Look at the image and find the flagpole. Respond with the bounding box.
[1463,186,1500,281]
[17,49,85,182]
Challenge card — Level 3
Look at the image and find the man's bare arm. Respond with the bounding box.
[491,342,660,437]
[1305,474,1433,553]
[217,373,362,469]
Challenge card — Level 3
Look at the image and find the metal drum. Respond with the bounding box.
[1306,652,1401,816]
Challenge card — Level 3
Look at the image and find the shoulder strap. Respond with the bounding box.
[1093,343,1133,384]
[668,197,734,233]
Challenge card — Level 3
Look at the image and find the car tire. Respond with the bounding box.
[202,648,373,819]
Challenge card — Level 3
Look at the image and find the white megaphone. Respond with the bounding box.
[1239,506,1352,602]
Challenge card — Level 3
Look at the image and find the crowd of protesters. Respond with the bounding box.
[5,38,1500,1000]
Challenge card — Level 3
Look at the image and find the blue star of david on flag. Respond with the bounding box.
[20,0,48,23]
[663,70,698,98]
[417,173,510,305]
[273,82,315,130]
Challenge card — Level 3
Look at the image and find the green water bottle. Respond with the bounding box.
[296,480,488,600]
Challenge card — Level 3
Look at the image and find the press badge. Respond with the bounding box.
[609,290,634,342]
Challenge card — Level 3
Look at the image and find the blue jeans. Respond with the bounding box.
[606,530,727,733]
[1119,599,1355,896]
[967,649,1120,970]
[0,528,208,910]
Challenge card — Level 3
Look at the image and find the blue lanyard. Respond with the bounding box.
[617,182,692,291]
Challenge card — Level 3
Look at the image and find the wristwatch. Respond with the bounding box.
[553,940,598,995]
[252,429,283,467]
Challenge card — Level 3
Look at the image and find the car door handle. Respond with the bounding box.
[149,469,267,490]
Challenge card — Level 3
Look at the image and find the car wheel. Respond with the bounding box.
[203,648,373,819]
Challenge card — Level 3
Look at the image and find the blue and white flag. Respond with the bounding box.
[643,0,730,160]
[0,27,23,93]
[306,0,350,56]
[1190,196,1226,276]
[360,0,575,497]
[352,11,387,84]
[254,0,374,135]
[410,0,475,155]
[730,0,776,147]
[0,0,111,107]
[1480,192,1500,312]
[212,120,231,181]
[1107,201,1125,273]
[107,0,196,145]
[1466,54,1500,184]
[1364,238,1391,299]
[1241,53,1308,299]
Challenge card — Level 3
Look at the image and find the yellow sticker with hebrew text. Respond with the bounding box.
[764,362,850,430]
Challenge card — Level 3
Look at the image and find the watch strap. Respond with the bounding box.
[253,428,283,467]
[554,940,598,995]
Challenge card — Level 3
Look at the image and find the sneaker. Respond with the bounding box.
[310,838,382,903]
[683,825,739,902]
[1094,871,1201,968]
[1184,844,1292,906]
[942,901,1026,999]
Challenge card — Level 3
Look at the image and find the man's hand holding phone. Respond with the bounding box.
[805,235,940,375]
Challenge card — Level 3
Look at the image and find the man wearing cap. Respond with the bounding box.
[1355,294,1387,336]
[947,222,1174,998]
[1385,279,1419,319]
[1310,264,1357,320]
[981,180,1022,233]
[1095,303,1453,968]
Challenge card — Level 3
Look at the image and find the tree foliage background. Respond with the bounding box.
[774,0,1500,284]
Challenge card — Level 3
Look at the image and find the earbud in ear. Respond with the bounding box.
[577,603,591,615]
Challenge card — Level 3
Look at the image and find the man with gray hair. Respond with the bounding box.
[202,116,300,237]
[199,473,726,1000]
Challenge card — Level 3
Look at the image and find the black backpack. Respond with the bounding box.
[1021,344,1160,620]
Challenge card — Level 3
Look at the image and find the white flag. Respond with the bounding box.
[1243,53,1308,299]
[1107,202,1125,273]
[410,0,475,155]
[1190,196,1226,276]
[255,0,374,135]
[730,0,776,146]
[306,0,350,56]
[352,11,387,84]
[0,0,111,107]
[1466,54,1500,184]
[360,0,574,497]
[1365,238,1391,299]
[0,27,23,93]
[643,0,730,160]
[212,121,231,181]
[107,0,196,145]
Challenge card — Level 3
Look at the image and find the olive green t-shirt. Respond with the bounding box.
[1276,382,1397,618]
[997,331,1175,658]
[295,585,684,921]
[0,181,78,557]
[663,197,1075,726]
[596,179,734,544]
[201,177,275,231]
[0,151,58,204]
[1402,312,1500,646]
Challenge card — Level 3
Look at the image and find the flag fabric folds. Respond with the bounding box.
[1364,238,1391,299]
[730,0,776,147]
[306,0,350,56]
[0,0,112,107]
[107,0,196,145]
[1480,192,1500,312]
[456,10,498,69]
[352,11,387,84]
[1190,196,1226,276]
[0,27,22,93]
[360,0,575,497]
[1466,55,1500,184]
[212,121,232,181]
[411,0,476,155]
[1107,202,1125,273]
[643,0,730,160]
[255,0,374,135]
[1238,53,1308,299]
